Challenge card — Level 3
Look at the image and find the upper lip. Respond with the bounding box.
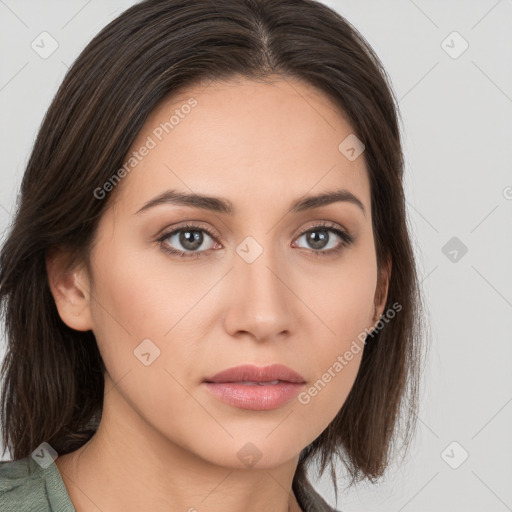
[203,364,306,384]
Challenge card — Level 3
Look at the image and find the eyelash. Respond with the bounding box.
[157,221,355,259]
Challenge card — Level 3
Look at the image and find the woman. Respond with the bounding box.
[0,0,426,510]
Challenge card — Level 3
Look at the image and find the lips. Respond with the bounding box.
[203,364,306,384]
[202,364,306,411]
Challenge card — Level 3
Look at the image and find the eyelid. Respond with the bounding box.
[295,220,352,239]
[155,220,221,240]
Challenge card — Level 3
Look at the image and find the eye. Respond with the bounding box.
[292,221,355,256]
[157,221,355,259]
[157,224,219,259]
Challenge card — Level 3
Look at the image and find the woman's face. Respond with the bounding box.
[65,76,388,469]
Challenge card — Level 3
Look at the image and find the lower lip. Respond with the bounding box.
[202,382,305,410]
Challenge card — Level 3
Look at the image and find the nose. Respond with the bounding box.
[223,238,294,343]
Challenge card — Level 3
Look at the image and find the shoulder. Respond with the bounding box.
[0,457,49,511]
[0,456,74,511]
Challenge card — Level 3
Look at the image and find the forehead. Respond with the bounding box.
[112,76,370,215]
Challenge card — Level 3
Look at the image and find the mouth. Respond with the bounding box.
[202,364,306,411]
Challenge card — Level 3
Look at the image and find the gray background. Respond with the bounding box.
[1,1,511,511]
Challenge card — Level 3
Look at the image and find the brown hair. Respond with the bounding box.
[0,0,427,503]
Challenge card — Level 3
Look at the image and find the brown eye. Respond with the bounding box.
[293,223,354,256]
[158,224,218,258]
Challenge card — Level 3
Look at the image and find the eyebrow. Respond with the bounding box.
[135,188,366,217]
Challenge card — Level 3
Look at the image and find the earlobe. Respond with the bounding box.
[46,249,94,332]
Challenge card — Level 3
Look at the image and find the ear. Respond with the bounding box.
[46,248,94,332]
[372,256,391,327]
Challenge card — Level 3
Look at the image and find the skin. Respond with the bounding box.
[47,75,390,512]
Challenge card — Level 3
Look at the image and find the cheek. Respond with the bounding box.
[299,252,377,348]
[89,237,188,337]
[291,256,376,420]
[294,300,367,430]
[86,247,207,437]
[86,240,157,374]
[296,347,363,429]
[87,238,216,386]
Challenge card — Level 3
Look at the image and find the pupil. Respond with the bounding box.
[180,230,203,250]
[308,230,328,249]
